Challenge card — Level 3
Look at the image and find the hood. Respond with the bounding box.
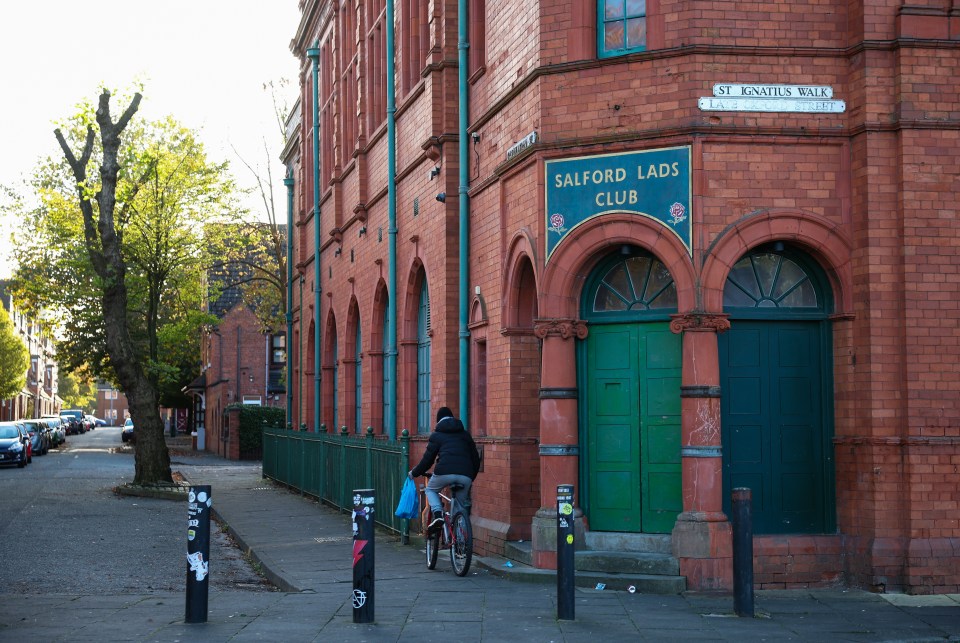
[435,416,465,434]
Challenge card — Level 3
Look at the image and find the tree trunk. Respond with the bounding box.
[55,90,172,486]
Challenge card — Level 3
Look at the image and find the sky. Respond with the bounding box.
[0,1,302,278]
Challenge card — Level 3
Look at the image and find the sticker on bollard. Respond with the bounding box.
[557,484,575,621]
[185,485,211,624]
[352,489,375,624]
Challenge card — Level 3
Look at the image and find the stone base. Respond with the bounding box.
[531,506,585,569]
[672,511,732,591]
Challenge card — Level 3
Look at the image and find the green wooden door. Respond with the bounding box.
[719,321,826,533]
[586,322,681,533]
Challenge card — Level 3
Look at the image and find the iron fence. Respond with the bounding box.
[262,424,411,535]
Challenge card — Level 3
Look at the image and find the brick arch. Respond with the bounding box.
[345,296,362,433]
[502,228,539,328]
[701,209,853,313]
[399,258,428,433]
[540,213,697,318]
[322,308,339,430]
[400,257,428,339]
[370,278,390,434]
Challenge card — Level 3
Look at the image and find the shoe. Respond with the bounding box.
[428,510,443,531]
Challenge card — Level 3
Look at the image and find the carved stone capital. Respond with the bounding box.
[670,313,731,334]
[533,318,589,340]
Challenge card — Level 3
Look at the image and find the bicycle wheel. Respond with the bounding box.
[426,529,440,569]
[450,512,473,576]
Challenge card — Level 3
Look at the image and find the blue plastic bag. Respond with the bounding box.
[395,477,419,519]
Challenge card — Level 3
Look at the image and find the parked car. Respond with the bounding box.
[22,420,50,456]
[87,415,106,427]
[61,409,87,434]
[60,413,82,435]
[41,416,66,446]
[121,418,135,443]
[0,422,30,467]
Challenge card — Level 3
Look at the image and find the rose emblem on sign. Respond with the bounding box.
[669,202,686,225]
[549,213,566,233]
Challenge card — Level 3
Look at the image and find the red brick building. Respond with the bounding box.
[286,0,959,593]
[199,303,286,459]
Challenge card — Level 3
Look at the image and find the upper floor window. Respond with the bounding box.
[599,0,646,58]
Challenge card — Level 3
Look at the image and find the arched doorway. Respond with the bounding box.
[719,246,836,534]
[579,247,682,533]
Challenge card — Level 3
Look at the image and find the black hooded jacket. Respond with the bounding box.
[410,416,481,480]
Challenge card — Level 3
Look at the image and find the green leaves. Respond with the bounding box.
[11,94,243,394]
[0,305,29,400]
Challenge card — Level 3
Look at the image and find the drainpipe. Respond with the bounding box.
[458,0,471,427]
[298,274,304,427]
[386,0,398,440]
[307,42,322,434]
[284,170,294,423]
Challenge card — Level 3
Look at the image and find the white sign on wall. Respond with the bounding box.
[699,83,845,114]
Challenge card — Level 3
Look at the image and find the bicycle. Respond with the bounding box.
[420,478,473,576]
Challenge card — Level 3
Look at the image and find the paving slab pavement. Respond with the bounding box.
[179,456,960,642]
[5,450,957,642]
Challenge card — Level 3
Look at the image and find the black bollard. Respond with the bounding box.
[352,489,375,623]
[185,485,212,623]
[731,487,755,617]
[557,484,575,621]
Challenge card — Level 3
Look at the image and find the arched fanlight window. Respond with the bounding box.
[588,251,677,317]
[722,248,833,320]
[724,253,818,309]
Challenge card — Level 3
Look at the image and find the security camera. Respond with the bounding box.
[471,132,480,144]
[436,192,446,203]
[429,165,441,179]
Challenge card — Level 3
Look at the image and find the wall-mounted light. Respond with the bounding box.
[358,226,367,237]
[429,165,441,180]
[436,192,446,203]
[334,246,342,257]
[471,132,480,144]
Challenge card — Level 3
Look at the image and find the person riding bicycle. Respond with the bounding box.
[408,407,481,532]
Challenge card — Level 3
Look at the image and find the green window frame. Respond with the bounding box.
[581,248,677,323]
[598,0,647,59]
[723,248,832,320]
[416,280,432,434]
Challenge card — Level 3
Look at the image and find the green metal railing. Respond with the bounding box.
[263,424,411,534]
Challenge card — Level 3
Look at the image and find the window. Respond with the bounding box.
[354,323,362,433]
[381,298,391,431]
[416,278,431,434]
[724,252,820,310]
[401,0,428,94]
[366,0,387,131]
[599,0,647,58]
[340,1,358,157]
[592,254,676,313]
[469,0,486,78]
[271,334,286,365]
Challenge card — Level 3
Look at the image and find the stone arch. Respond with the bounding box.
[701,209,853,314]
[540,213,697,319]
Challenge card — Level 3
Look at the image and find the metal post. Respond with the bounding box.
[557,484,575,621]
[352,489,375,623]
[185,485,211,623]
[732,487,755,617]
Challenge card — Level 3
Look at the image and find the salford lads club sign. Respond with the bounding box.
[545,146,692,262]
